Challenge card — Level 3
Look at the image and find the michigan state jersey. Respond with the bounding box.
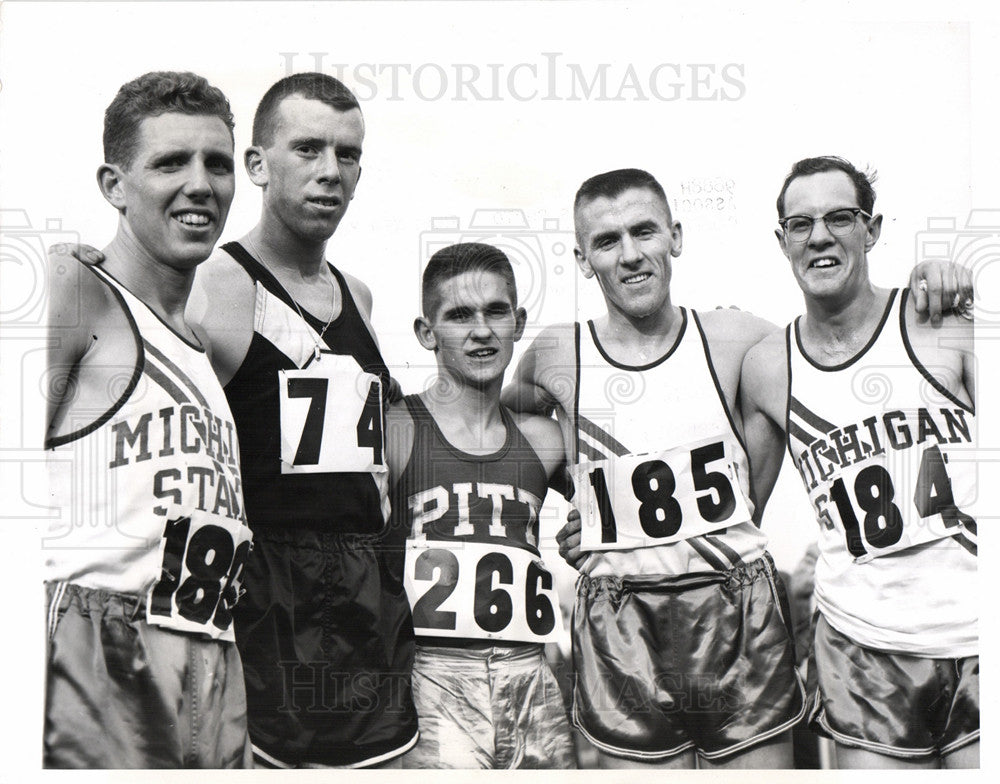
[45,263,250,641]
[220,241,390,533]
[390,395,563,645]
[786,288,977,656]
[568,310,766,577]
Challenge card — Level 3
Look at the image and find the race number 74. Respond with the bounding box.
[279,355,385,474]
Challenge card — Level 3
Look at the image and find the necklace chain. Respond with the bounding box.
[246,236,336,361]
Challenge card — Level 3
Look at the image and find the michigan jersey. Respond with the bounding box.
[786,288,977,657]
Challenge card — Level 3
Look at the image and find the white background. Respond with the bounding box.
[2,1,998,779]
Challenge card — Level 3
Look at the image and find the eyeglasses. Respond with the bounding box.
[778,207,872,243]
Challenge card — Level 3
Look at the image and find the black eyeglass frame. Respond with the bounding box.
[778,207,873,242]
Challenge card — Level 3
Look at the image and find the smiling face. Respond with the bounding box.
[250,95,364,243]
[574,186,682,321]
[110,112,235,270]
[416,269,526,389]
[777,169,881,301]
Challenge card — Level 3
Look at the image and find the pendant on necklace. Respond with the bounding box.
[313,344,322,363]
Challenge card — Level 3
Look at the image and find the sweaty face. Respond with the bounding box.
[258,96,364,243]
[423,270,525,388]
[116,112,235,269]
[575,187,681,321]
[778,170,879,300]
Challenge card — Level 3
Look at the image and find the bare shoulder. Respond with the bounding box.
[188,249,256,385]
[510,410,562,451]
[509,409,565,475]
[48,256,119,349]
[741,329,788,385]
[696,307,779,352]
[49,254,100,321]
[525,321,579,384]
[529,321,578,360]
[341,270,374,319]
[191,248,254,303]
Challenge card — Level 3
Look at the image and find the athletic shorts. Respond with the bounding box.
[43,581,251,769]
[572,554,805,761]
[808,613,979,759]
[401,643,575,769]
[233,526,419,768]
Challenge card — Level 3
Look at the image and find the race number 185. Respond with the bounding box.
[572,436,751,551]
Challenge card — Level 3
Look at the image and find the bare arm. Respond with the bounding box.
[384,403,415,489]
[739,334,789,523]
[501,324,575,416]
[512,411,569,497]
[342,271,379,346]
[45,254,99,437]
[185,251,256,387]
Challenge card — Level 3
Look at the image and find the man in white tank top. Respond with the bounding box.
[504,167,970,769]
[740,156,978,769]
[44,72,252,767]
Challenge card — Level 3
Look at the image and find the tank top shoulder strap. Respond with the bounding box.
[46,262,145,449]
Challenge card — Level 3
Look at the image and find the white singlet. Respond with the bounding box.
[786,289,977,657]
[45,265,250,641]
[568,310,767,577]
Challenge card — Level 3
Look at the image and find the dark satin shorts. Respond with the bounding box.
[572,554,804,761]
[808,614,979,759]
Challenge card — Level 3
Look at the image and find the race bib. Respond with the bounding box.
[814,444,976,564]
[146,510,253,640]
[404,540,563,643]
[571,435,752,551]
[278,353,386,475]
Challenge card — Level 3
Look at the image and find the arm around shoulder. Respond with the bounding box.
[186,251,256,386]
[501,322,576,416]
[739,333,789,521]
[512,411,566,482]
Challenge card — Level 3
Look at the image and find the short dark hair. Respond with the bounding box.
[574,168,670,215]
[574,168,672,245]
[422,243,517,319]
[252,72,362,147]
[776,156,877,218]
[103,71,234,169]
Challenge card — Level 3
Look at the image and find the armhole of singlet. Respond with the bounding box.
[572,321,582,465]
[898,287,975,415]
[691,310,749,456]
[45,265,145,449]
[328,263,394,396]
[784,324,796,462]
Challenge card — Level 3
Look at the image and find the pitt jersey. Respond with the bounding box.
[391,395,562,645]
